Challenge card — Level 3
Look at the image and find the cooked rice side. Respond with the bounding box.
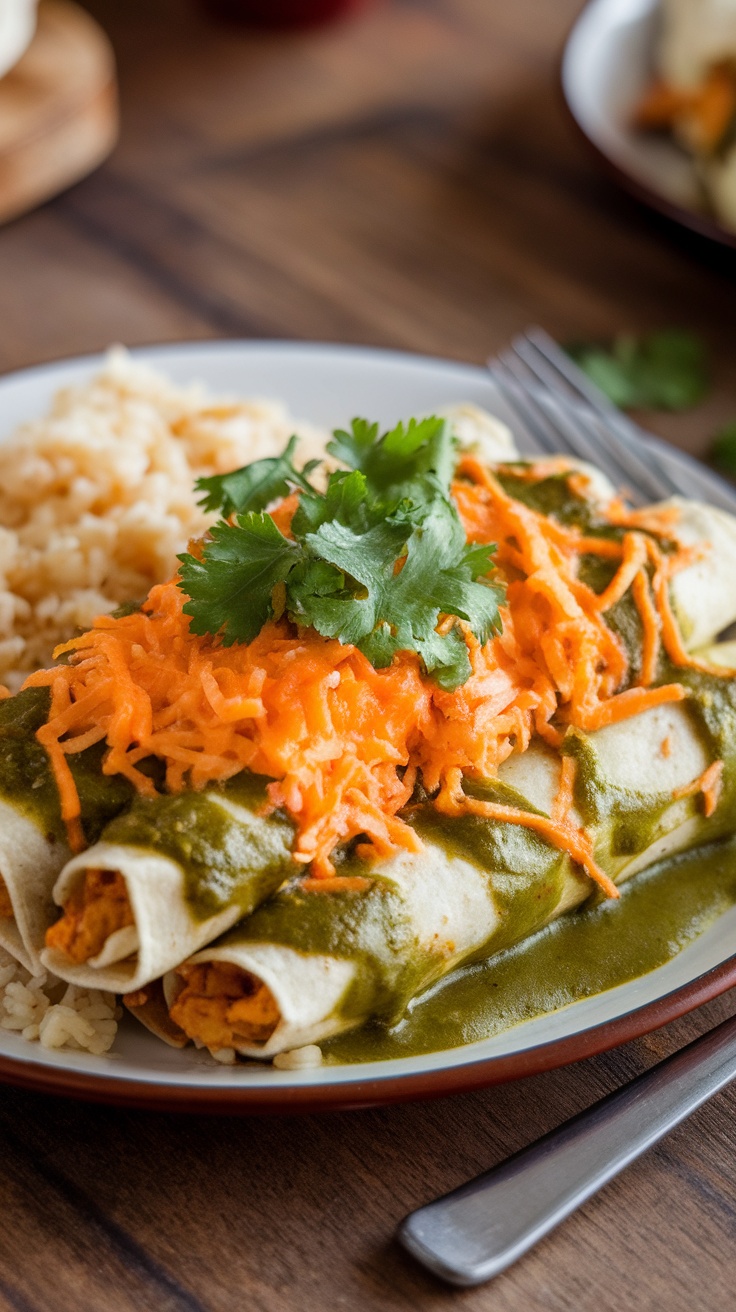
[0,947,120,1055]
[0,350,330,1059]
[0,347,328,687]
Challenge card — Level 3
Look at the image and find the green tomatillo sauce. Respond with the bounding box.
[324,836,736,1062]
[101,773,296,921]
[0,687,133,845]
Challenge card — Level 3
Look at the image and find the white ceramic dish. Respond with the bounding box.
[0,339,734,1113]
[562,0,736,247]
[0,0,36,81]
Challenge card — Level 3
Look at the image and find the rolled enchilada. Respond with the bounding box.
[37,502,736,1001]
[0,687,132,971]
[17,415,736,1062]
[156,467,736,1057]
[41,774,297,993]
[163,688,729,1057]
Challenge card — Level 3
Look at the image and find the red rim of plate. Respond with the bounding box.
[0,952,733,1113]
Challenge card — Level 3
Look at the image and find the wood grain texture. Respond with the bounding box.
[0,0,734,1307]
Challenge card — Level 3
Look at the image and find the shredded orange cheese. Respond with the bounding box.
[22,458,717,893]
[552,754,577,824]
[673,760,725,818]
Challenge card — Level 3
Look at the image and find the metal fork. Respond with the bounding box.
[488,326,736,513]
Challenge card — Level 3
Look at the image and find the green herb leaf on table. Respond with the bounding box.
[711,421,736,476]
[178,416,505,689]
[567,330,709,411]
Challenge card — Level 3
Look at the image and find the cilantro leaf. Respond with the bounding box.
[567,330,709,411]
[291,468,372,536]
[195,435,320,516]
[711,421,736,477]
[326,418,380,472]
[327,415,456,502]
[178,513,301,645]
[411,625,474,692]
[300,497,503,686]
[177,417,506,688]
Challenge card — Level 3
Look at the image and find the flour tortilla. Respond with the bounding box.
[162,699,714,1058]
[0,802,69,972]
[162,835,590,1058]
[501,700,711,884]
[442,402,519,464]
[41,791,296,994]
[665,498,736,648]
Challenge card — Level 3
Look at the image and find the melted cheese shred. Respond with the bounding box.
[673,759,725,817]
[22,459,714,894]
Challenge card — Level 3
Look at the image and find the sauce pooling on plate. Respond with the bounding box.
[325,837,736,1062]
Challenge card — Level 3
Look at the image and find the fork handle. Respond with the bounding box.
[398,1010,736,1287]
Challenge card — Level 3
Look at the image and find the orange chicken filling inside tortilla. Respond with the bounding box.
[169,961,280,1048]
[45,869,134,964]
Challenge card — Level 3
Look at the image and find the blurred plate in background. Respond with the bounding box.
[562,0,736,249]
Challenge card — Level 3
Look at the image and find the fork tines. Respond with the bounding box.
[489,327,736,514]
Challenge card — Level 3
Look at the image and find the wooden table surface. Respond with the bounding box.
[0,1,735,1308]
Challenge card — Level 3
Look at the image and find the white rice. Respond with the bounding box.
[0,946,120,1055]
[273,1044,323,1070]
[0,346,327,688]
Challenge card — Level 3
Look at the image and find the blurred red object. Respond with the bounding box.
[199,0,374,26]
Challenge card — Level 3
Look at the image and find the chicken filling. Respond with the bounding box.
[169,961,280,1050]
[45,869,134,963]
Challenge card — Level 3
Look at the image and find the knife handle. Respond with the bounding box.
[398,1010,736,1287]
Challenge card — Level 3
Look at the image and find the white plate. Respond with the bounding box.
[0,340,734,1112]
[0,0,36,81]
[562,0,736,246]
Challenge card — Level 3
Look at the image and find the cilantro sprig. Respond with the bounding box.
[567,330,709,411]
[195,435,320,516]
[178,416,505,690]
